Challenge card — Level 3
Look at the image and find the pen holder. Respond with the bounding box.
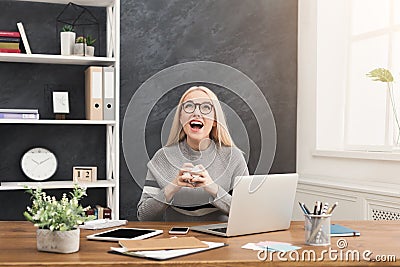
[304,214,331,246]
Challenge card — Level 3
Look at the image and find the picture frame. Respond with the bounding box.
[52,91,70,114]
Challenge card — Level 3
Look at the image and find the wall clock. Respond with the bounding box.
[21,147,58,181]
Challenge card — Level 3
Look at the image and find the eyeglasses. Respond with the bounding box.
[181,101,214,115]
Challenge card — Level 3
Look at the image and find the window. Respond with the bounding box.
[316,0,400,152]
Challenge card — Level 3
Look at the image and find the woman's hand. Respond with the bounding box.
[164,163,195,202]
[190,164,219,197]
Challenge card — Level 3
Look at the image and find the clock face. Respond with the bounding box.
[21,147,58,181]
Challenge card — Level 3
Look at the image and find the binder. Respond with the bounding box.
[85,66,103,120]
[102,66,115,120]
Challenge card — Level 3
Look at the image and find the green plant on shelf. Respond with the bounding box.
[61,24,74,32]
[86,35,96,46]
[75,36,86,44]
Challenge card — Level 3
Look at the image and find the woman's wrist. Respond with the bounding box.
[164,183,180,203]
[205,183,219,198]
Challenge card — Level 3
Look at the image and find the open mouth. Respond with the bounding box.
[189,120,204,130]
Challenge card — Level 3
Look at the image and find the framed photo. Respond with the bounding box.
[53,91,69,114]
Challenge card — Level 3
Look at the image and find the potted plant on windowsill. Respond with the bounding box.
[23,185,94,253]
[60,24,75,56]
[367,68,400,148]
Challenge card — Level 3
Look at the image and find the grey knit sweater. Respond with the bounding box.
[137,140,249,221]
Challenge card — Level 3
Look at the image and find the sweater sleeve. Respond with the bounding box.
[209,149,249,214]
[136,169,170,221]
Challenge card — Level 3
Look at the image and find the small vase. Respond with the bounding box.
[73,43,86,56]
[36,228,80,253]
[60,32,76,56]
[85,45,95,56]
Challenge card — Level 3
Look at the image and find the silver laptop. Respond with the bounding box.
[190,173,298,237]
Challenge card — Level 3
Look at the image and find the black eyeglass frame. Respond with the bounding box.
[181,100,214,115]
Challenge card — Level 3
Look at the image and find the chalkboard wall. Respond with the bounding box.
[0,0,297,220]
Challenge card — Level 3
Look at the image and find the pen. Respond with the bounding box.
[298,202,308,215]
[313,201,319,215]
[327,202,338,215]
[302,203,311,215]
[318,201,323,215]
[321,202,329,215]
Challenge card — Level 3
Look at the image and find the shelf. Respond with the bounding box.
[0,119,116,125]
[14,0,115,7]
[0,180,116,190]
[0,53,115,66]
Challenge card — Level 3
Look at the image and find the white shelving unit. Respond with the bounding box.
[1,0,120,219]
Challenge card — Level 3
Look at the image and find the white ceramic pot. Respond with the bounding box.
[85,46,95,56]
[36,228,80,253]
[73,43,86,56]
[60,32,76,56]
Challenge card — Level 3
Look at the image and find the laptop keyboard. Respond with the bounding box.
[211,227,227,233]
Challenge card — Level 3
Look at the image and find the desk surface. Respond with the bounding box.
[0,221,399,266]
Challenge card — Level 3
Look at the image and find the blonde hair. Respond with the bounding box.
[166,86,235,147]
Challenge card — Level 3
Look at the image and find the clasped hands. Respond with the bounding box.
[174,163,218,196]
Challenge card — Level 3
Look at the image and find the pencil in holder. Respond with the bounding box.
[304,214,331,246]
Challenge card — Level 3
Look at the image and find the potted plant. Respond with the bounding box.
[60,24,75,56]
[85,35,96,56]
[73,36,86,56]
[23,185,94,253]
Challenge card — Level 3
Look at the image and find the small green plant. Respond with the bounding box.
[75,36,86,43]
[86,35,96,46]
[61,24,74,32]
[23,185,94,231]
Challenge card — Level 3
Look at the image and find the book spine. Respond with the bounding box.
[0,37,20,43]
[0,43,20,49]
[0,113,39,119]
[0,48,21,53]
[0,108,39,113]
[0,31,21,38]
[16,22,31,54]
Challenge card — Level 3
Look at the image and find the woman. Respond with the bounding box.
[137,86,249,221]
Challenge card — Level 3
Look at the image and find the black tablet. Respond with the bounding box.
[86,227,163,242]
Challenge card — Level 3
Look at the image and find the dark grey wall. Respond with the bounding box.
[0,0,297,220]
[119,0,297,220]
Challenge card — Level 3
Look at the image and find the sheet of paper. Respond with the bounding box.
[110,241,226,260]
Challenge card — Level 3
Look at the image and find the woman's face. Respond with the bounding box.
[180,90,216,146]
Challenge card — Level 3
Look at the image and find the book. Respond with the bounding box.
[0,48,21,53]
[0,42,20,49]
[0,31,20,38]
[0,113,39,119]
[0,37,20,43]
[16,22,31,54]
[119,237,208,252]
[0,108,38,113]
[80,219,127,230]
[331,224,360,237]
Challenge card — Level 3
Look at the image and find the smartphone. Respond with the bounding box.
[168,227,190,235]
